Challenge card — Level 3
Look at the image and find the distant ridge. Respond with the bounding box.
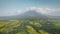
[0,10,60,20]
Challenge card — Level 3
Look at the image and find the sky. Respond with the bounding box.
[0,0,60,16]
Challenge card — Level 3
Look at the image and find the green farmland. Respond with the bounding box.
[0,19,60,34]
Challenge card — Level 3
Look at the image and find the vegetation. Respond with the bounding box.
[0,19,60,34]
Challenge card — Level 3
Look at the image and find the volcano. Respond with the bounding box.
[1,10,60,20]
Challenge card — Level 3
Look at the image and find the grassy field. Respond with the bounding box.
[0,19,60,34]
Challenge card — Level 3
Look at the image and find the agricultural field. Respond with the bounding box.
[0,19,60,34]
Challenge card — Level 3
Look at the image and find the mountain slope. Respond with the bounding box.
[16,10,47,20]
[0,10,60,20]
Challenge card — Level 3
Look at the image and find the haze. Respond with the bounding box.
[0,0,60,16]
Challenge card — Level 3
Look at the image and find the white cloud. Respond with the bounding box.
[37,8,49,14]
[0,6,60,16]
[0,9,22,16]
[26,7,50,14]
[14,10,22,14]
[26,6,60,16]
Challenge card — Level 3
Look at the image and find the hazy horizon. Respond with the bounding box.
[0,0,60,16]
[0,0,60,34]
